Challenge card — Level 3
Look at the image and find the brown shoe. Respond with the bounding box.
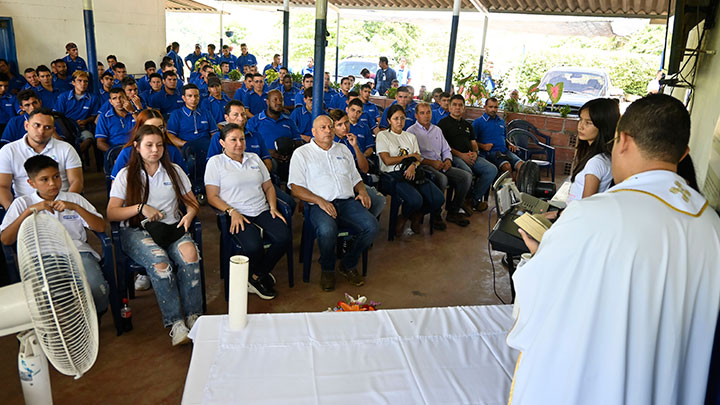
[446,212,470,227]
[431,214,447,231]
[410,213,423,234]
[338,264,364,286]
[474,200,489,212]
[461,200,475,217]
[320,271,336,292]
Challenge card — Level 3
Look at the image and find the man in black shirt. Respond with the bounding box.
[438,95,498,212]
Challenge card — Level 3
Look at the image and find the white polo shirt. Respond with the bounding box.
[0,135,82,197]
[288,140,362,202]
[0,191,102,259]
[376,129,421,172]
[110,163,192,226]
[205,152,270,217]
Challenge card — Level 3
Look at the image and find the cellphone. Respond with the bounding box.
[141,218,150,228]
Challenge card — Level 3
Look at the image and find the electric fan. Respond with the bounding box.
[0,212,99,404]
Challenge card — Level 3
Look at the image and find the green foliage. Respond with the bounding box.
[265,69,279,83]
[290,72,303,83]
[228,70,243,81]
[386,87,398,99]
[558,105,572,117]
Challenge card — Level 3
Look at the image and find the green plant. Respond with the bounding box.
[503,98,520,113]
[386,87,398,99]
[558,105,571,118]
[290,72,303,83]
[228,70,243,81]
[265,69,279,84]
[459,80,489,106]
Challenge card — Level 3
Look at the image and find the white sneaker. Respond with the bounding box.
[134,274,151,291]
[170,320,190,346]
[185,314,200,330]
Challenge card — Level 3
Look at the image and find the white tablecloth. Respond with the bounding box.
[183,305,518,404]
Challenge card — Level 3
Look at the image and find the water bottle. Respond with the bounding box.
[120,298,133,332]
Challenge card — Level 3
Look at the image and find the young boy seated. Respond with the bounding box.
[0,155,109,316]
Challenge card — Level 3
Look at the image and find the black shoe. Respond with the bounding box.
[248,276,277,300]
[338,264,364,286]
[321,271,336,292]
[262,273,276,288]
[446,212,470,227]
[432,215,447,231]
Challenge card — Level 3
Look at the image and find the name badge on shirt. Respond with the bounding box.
[82,106,89,109]
[62,214,79,220]
[163,181,172,186]
[201,121,208,124]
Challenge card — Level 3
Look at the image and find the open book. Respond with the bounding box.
[513,212,553,242]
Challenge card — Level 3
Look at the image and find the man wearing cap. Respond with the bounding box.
[201,77,230,125]
[63,43,87,75]
[185,44,204,73]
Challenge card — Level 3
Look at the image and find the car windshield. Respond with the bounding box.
[338,61,378,77]
[540,71,605,96]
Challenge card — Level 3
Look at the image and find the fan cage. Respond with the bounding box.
[17,213,99,378]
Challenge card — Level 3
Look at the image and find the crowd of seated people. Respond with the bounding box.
[0,41,526,346]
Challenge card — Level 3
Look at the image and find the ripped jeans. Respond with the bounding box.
[80,252,109,314]
[119,228,202,327]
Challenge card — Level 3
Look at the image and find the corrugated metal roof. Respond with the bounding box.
[222,0,669,17]
[166,0,226,14]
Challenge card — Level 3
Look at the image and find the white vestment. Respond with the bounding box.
[507,170,720,404]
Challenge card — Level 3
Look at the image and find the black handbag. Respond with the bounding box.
[398,156,427,186]
[143,220,186,250]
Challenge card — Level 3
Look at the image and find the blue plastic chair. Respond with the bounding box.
[103,145,125,195]
[508,128,556,182]
[216,199,294,301]
[299,202,368,283]
[110,216,207,315]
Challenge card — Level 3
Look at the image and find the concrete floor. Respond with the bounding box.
[0,170,515,405]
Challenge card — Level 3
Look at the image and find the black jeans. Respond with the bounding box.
[229,210,291,277]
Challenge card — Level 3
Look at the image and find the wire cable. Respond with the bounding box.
[486,206,507,305]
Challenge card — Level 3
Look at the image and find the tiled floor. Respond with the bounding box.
[0,170,515,405]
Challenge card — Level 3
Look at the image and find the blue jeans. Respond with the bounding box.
[388,171,445,217]
[485,150,523,170]
[309,198,379,273]
[452,156,498,201]
[120,228,202,327]
[366,185,386,218]
[80,252,109,314]
[275,185,297,214]
[229,210,291,277]
[182,137,210,193]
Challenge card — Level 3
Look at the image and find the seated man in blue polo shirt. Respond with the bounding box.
[137,61,156,93]
[111,62,128,88]
[201,76,230,125]
[473,97,524,179]
[95,88,137,152]
[379,86,416,130]
[219,45,237,70]
[98,77,146,116]
[290,87,314,143]
[51,59,73,93]
[0,73,17,134]
[330,77,352,110]
[148,70,183,119]
[193,65,214,98]
[263,54,282,74]
[53,70,99,153]
[430,88,443,111]
[0,59,26,95]
[279,74,298,114]
[269,67,289,90]
[358,83,379,134]
[141,73,163,100]
[3,89,65,143]
[97,71,114,107]
[294,74,313,108]
[167,83,219,194]
[246,89,301,180]
[22,68,43,95]
[233,73,254,102]
[243,74,268,118]
[63,42,87,75]
[35,65,62,111]
[431,91,450,125]
[219,62,231,80]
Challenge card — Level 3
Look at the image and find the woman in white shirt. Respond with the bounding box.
[107,124,201,346]
[566,98,620,204]
[205,123,290,300]
[376,104,444,236]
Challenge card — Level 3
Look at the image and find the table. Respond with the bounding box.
[183,305,518,404]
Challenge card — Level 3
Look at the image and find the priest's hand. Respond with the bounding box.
[518,229,539,256]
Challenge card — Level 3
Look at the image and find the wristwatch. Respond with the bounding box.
[225,207,235,216]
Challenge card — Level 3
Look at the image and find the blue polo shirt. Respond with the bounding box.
[243,91,268,116]
[141,89,160,102]
[431,107,448,125]
[205,53,220,65]
[263,64,282,74]
[110,144,188,179]
[330,92,349,110]
[246,111,301,152]
[207,129,269,161]
[8,75,27,94]
[137,75,151,93]
[335,133,374,162]
[167,106,219,142]
[374,67,397,96]
[97,93,147,116]
[362,101,379,129]
[149,89,184,118]
[200,94,230,125]
[349,121,374,153]
[379,101,416,130]
[52,76,73,93]
[27,86,61,110]
[472,113,507,154]
[232,86,250,101]
[97,88,111,109]
[293,91,306,107]
[289,105,312,137]
[219,54,238,70]
[431,102,441,111]
[53,90,99,122]
[281,86,299,108]
[167,50,184,78]
[236,52,257,72]
[95,108,135,147]
[1,115,64,142]
[191,78,209,98]
[0,93,17,125]
[63,55,88,75]
[185,52,204,71]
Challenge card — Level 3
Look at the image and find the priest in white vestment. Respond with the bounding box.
[507,94,720,404]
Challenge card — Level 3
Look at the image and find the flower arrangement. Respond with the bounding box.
[329,293,381,312]
[459,80,490,106]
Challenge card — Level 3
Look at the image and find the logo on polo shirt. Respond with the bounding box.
[62,214,79,220]
[163,181,172,186]
[82,106,89,109]
[201,121,208,124]
[250,165,259,169]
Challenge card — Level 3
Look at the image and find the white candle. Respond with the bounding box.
[228,255,249,330]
